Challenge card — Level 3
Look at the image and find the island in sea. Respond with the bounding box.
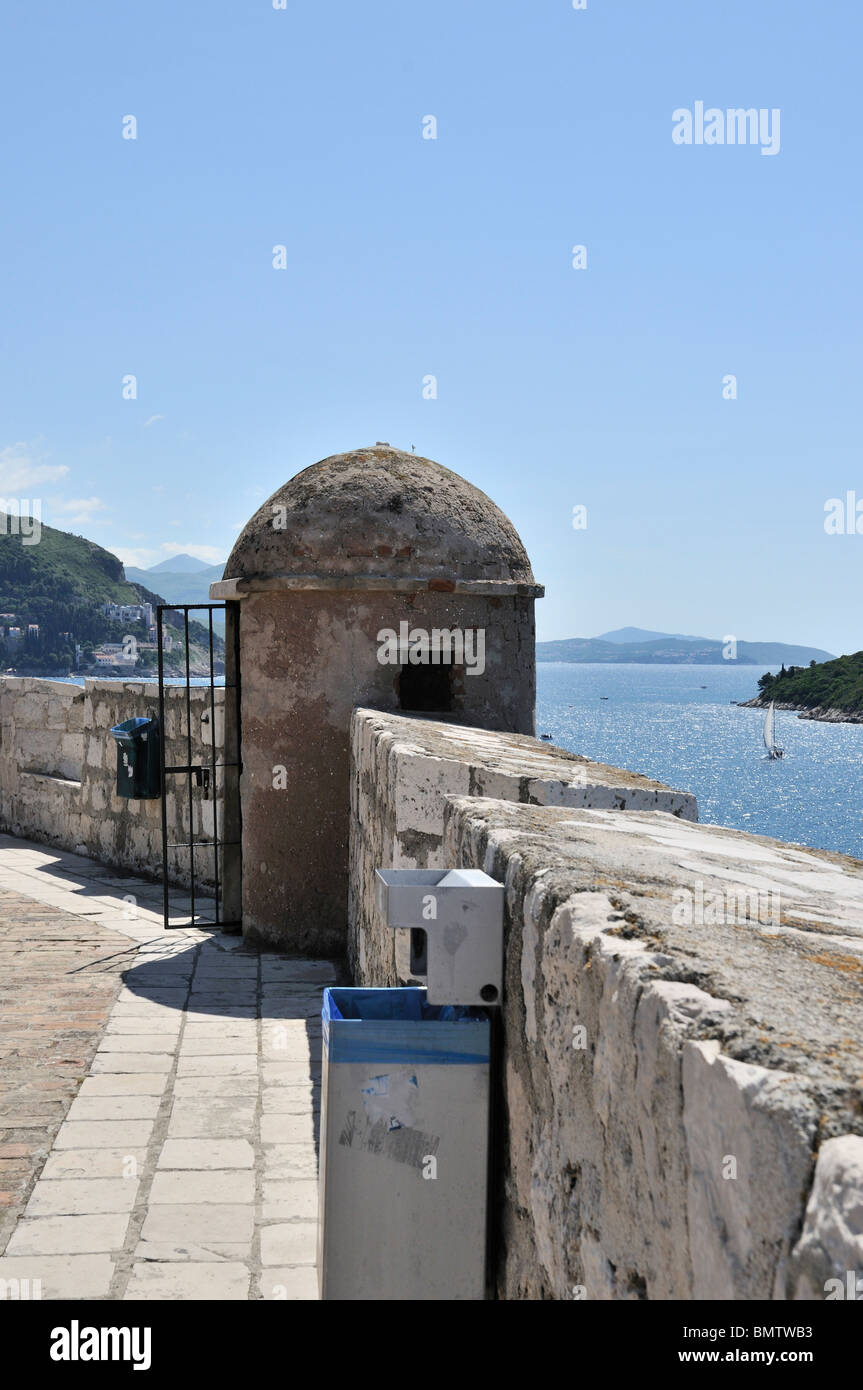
[536,627,833,667]
[741,651,863,725]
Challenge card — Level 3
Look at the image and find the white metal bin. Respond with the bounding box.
[317,987,491,1300]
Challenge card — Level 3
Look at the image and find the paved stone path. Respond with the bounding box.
[0,876,133,1251]
[0,835,333,1300]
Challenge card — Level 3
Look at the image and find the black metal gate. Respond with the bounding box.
[156,602,241,931]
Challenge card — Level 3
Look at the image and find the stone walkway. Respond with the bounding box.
[0,834,333,1300]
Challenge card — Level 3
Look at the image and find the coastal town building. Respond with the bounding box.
[101,601,154,628]
[93,647,137,667]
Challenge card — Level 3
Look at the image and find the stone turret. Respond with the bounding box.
[212,444,542,953]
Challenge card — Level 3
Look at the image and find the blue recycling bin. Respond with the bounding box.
[317,987,491,1301]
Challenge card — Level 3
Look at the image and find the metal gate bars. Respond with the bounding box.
[156,602,241,931]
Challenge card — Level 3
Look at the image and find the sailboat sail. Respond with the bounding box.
[762,700,784,757]
[763,701,775,752]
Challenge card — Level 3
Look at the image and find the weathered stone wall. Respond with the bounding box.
[0,678,85,853]
[348,707,698,986]
[0,677,223,888]
[445,799,863,1300]
[349,709,863,1300]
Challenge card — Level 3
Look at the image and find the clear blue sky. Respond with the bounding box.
[1,1,860,654]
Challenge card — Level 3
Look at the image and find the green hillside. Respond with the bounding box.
[753,652,863,715]
[0,515,222,675]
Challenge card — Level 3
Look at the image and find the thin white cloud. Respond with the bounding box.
[0,443,69,493]
[115,547,160,569]
[144,415,165,428]
[49,496,107,524]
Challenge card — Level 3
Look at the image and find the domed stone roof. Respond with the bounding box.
[223,445,535,586]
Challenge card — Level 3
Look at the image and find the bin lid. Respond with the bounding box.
[110,716,155,742]
[322,987,490,1065]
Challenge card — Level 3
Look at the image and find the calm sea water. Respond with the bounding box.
[52,676,222,688]
[536,663,863,860]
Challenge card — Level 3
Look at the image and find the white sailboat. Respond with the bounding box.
[763,700,785,759]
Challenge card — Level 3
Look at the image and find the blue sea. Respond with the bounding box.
[53,676,220,688]
[536,663,863,861]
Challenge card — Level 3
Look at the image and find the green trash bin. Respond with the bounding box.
[110,716,161,800]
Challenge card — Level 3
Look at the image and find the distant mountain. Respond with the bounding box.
[124,563,226,613]
[537,632,835,666]
[597,626,708,645]
[147,553,220,575]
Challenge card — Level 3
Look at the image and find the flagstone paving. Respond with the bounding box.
[0,834,334,1300]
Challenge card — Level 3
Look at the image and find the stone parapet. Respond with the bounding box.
[443,798,863,1299]
[0,677,223,888]
[348,707,697,984]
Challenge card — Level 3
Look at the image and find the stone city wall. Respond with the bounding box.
[348,706,697,985]
[0,676,223,889]
[349,708,863,1300]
